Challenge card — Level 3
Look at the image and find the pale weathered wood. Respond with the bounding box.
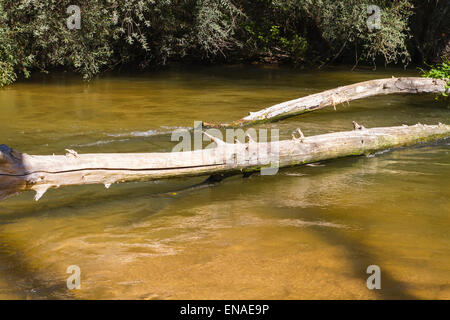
[204,77,449,127]
[1,123,448,201]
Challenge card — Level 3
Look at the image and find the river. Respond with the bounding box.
[0,65,449,299]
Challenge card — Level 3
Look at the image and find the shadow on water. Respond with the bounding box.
[0,173,234,224]
[0,141,447,299]
[0,234,74,299]
[244,148,448,299]
[311,228,418,299]
[0,170,238,298]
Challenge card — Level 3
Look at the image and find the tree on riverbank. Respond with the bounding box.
[0,0,449,87]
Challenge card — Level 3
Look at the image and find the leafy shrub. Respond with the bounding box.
[0,0,444,86]
[0,2,34,86]
[299,0,413,66]
[0,0,242,83]
[420,58,450,98]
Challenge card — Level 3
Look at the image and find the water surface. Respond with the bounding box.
[0,65,449,299]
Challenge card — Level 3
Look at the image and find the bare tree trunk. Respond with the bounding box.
[204,77,449,128]
[1,123,448,202]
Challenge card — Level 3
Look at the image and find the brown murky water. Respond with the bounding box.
[0,65,449,299]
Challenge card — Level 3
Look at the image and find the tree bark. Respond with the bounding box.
[204,77,449,127]
[1,123,448,202]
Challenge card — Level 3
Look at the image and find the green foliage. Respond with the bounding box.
[235,0,414,66]
[420,58,450,81]
[1,0,117,81]
[299,0,413,66]
[0,2,34,86]
[243,23,309,63]
[0,0,444,86]
[0,61,16,87]
[0,0,242,84]
[420,58,450,98]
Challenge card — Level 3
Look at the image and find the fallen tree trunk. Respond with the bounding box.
[204,77,449,127]
[1,123,448,202]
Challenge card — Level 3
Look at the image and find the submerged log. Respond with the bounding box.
[204,77,449,127]
[1,123,448,202]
